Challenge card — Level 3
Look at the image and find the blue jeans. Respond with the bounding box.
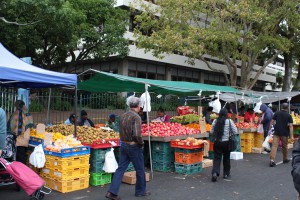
[109,143,146,196]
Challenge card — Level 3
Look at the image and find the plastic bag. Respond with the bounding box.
[29,144,46,168]
[262,135,271,151]
[254,102,262,113]
[257,124,264,134]
[209,99,221,114]
[103,148,118,173]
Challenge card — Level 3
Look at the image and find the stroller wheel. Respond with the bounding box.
[38,193,45,200]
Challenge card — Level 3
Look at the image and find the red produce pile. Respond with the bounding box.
[142,122,199,137]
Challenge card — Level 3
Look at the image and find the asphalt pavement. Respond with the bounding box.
[0,149,297,200]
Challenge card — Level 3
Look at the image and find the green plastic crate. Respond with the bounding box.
[90,172,112,186]
[204,151,214,159]
[152,142,172,153]
[126,162,135,172]
[90,160,105,173]
[175,162,203,175]
[174,148,203,154]
[90,148,110,162]
[152,151,175,163]
[153,161,175,172]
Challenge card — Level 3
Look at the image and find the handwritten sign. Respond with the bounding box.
[44,132,53,146]
[36,124,46,134]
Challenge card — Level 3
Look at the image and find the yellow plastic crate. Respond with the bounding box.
[45,155,90,170]
[41,165,89,180]
[41,174,89,193]
[240,133,254,139]
[241,146,252,153]
[254,133,264,140]
[240,139,254,146]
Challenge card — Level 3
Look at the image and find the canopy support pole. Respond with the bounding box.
[74,86,78,137]
[46,88,52,125]
[278,97,280,110]
[145,84,153,179]
[234,93,241,133]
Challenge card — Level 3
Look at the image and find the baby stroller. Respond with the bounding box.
[0,132,51,199]
[0,131,17,188]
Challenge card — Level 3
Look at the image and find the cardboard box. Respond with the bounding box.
[230,152,243,160]
[252,147,263,154]
[288,143,294,149]
[202,159,213,168]
[122,171,150,185]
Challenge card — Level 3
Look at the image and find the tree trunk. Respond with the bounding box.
[282,52,293,92]
[293,62,300,91]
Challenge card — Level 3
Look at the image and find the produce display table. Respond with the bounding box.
[240,129,258,133]
[142,133,209,142]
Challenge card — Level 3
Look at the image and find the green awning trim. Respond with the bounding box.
[78,70,240,96]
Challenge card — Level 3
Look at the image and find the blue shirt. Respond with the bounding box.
[0,108,6,150]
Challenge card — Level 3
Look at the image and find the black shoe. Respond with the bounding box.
[211,173,218,182]
[135,191,151,197]
[283,159,290,164]
[270,160,276,167]
[105,192,121,200]
[223,174,231,179]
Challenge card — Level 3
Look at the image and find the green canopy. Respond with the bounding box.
[78,70,240,95]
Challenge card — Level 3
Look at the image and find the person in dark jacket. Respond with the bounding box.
[292,140,300,200]
[78,110,95,127]
[260,104,273,138]
[205,107,213,125]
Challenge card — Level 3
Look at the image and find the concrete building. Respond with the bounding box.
[68,0,284,92]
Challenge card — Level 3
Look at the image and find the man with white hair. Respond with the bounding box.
[106,97,150,200]
[269,103,293,167]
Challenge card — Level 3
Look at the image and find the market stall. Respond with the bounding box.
[0,43,88,193]
[77,69,241,176]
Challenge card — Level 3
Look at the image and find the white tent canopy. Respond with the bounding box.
[219,91,300,104]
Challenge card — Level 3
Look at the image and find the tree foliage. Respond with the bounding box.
[133,0,297,89]
[0,0,129,70]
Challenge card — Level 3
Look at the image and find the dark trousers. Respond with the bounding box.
[212,141,231,176]
[16,146,27,164]
[109,143,146,196]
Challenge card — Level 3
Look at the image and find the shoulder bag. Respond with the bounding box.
[228,120,237,152]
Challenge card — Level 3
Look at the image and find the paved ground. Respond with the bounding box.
[0,149,298,200]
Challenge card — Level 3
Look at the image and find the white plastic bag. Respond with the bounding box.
[209,99,221,114]
[29,144,46,168]
[140,91,151,112]
[254,102,262,113]
[103,148,118,173]
[262,135,271,151]
[257,124,264,134]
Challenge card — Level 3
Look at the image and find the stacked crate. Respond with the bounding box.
[240,132,254,153]
[152,142,175,172]
[174,148,204,175]
[254,133,264,148]
[89,148,113,186]
[40,147,90,193]
[206,135,215,159]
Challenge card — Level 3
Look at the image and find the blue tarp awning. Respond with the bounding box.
[0,43,77,88]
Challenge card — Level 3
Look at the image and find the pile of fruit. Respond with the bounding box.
[30,129,45,139]
[46,124,75,136]
[174,137,207,146]
[171,114,200,125]
[30,129,66,142]
[292,113,300,124]
[44,135,82,152]
[45,124,119,143]
[142,122,199,137]
[185,123,200,130]
[235,122,258,129]
[76,127,119,144]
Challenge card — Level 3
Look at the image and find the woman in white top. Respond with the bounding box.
[210,108,237,182]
